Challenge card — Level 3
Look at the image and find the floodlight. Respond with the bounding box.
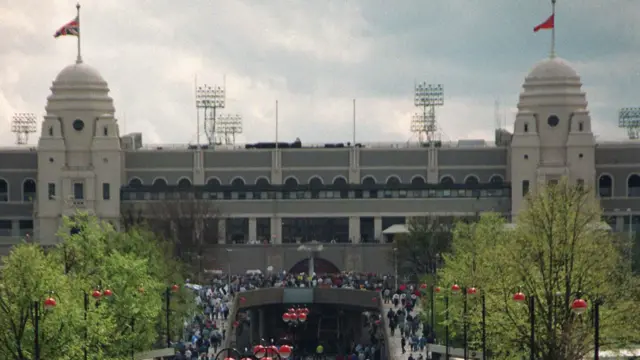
[410,113,436,133]
[618,107,640,140]
[11,113,37,145]
[216,113,243,145]
[414,83,444,107]
[196,85,225,109]
[196,84,226,144]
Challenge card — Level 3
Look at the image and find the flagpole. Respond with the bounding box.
[76,2,82,64]
[550,0,556,58]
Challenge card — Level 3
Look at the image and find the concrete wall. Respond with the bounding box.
[205,243,394,274]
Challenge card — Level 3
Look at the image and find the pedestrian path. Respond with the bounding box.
[382,301,422,360]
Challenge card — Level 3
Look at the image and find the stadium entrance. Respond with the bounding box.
[289,257,340,275]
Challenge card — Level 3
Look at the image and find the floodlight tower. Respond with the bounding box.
[216,113,243,145]
[619,107,640,140]
[196,84,226,145]
[412,83,444,144]
[11,113,37,145]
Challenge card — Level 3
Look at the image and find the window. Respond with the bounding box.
[48,183,56,200]
[577,179,585,190]
[103,126,108,136]
[548,179,559,186]
[48,126,53,136]
[598,175,613,198]
[522,180,530,196]
[73,182,84,200]
[578,122,584,131]
[102,183,111,200]
[547,115,559,127]
[524,123,529,133]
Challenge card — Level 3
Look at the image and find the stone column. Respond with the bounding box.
[193,150,205,185]
[348,216,361,243]
[249,217,257,243]
[374,216,383,243]
[270,217,282,244]
[249,309,257,346]
[259,309,265,340]
[616,215,624,232]
[309,253,315,277]
[218,218,226,244]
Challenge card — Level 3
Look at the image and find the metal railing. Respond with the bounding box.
[135,140,501,151]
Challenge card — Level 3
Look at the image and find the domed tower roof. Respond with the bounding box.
[54,62,107,86]
[46,61,114,114]
[525,57,579,80]
[518,57,586,111]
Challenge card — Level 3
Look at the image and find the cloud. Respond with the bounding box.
[1,0,638,147]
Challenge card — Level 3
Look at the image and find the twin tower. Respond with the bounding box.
[34,56,596,243]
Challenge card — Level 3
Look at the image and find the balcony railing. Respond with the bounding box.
[121,183,511,201]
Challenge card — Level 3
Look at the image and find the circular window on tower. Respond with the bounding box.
[72,119,85,131]
[547,115,560,127]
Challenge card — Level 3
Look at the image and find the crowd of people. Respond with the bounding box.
[172,270,406,360]
[383,286,437,360]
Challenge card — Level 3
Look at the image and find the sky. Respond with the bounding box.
[1,0,639,146]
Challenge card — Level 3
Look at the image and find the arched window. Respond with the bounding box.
[283,177,299,200]
[362,176,377,198]
[129,178,143,188]
[284,177,298,188]
[628,174,640,197]
[23,179,36,202]
[231,178,246,199]
[410,176,426,186]
[0,179,7,202]
[489,175,504,184]
[177,178,192,189]
[598,174,612,198]
[254,178,270,199]
[152,178,168,188]
[333,177,348,199]
[386,176,401,187]
[440,176,454,185]
[206,178,221,189]
[309,177,323,199]
[464,176,479,185]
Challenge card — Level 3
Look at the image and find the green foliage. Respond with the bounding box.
[437,180,640,360]
[391,217,452,278]
[0,212,194,360]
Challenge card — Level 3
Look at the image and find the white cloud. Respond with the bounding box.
[1,0,638,147]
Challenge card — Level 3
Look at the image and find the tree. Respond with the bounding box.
[390,217,452,278]
[0,244,81,360]
[121,197,219,266]
[437,180,640,360]
[0,212,194,360]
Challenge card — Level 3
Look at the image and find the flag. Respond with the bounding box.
[533,14,554,32]
[54,17,79,38]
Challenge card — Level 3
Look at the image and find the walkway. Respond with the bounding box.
[382,301,422,360]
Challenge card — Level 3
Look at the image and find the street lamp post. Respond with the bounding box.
[297,244,323,277]
[166,284,179,348]
[282,307,309,356]
[513,290,535,360]
[83,288,112,360]
[571,295,603,360]
[226,248,232,292]
[430,285,440,340]
[34,293,57,360]
[444,295,450,360]
[481,293,487,360]
[451,284,474,360]
[393,247,398,291]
